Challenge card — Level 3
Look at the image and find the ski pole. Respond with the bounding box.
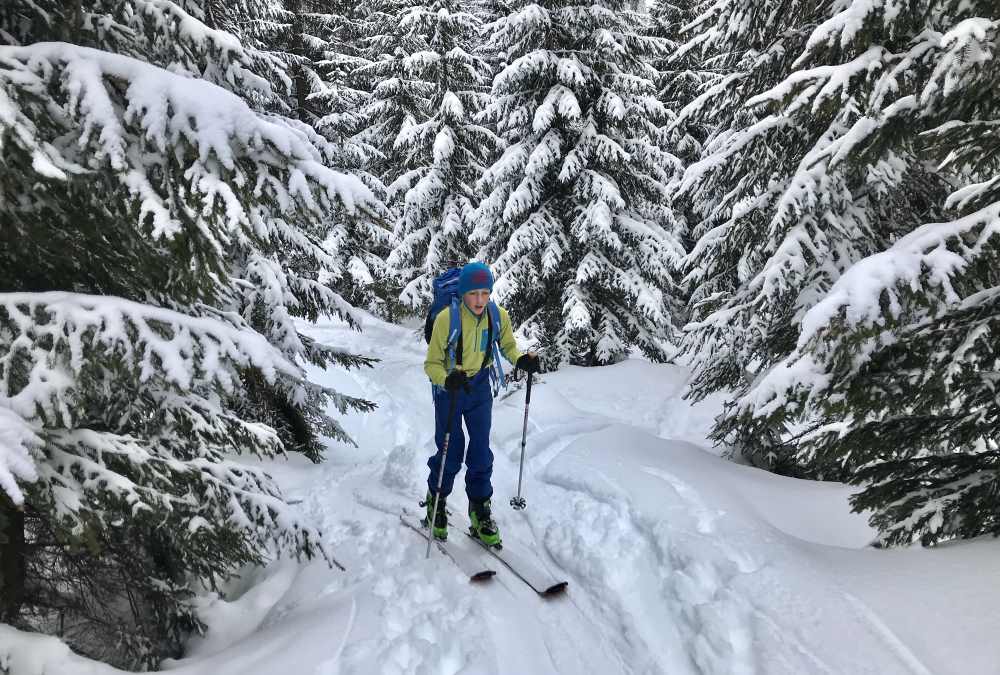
[427,389,459,559]
[510,372,533,510]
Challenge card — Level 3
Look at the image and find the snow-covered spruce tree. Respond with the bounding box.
[675,0,950,473]
[313,54,398,319]
[311,0,439,318]
[0,30,378,675]
[386,0,498,309]
[269,0,334,121]
[646,0,715,248]
[647,0,712,160]
[224,0,350,124]
[8,0,388,456]
[475,0,685,367]
[312,0,381,175]
[242,0,397,330]
[225,113,386,462]
[352,0,434,188]
[726,3,1000,546]
[178,0,396,322]
[1,0,288,108]
[470,0,514,85]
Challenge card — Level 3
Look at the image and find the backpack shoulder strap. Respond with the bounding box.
[487,301,501,337]
[447,297,463,369]
[485,301,506,391]
[482,306,494,367]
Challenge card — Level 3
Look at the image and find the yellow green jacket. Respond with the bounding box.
[424,302,523,387]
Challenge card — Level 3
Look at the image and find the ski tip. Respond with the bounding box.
[543,581,569,596]
[471,570,497,582]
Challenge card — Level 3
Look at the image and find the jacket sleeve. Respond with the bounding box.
[497,307,523,365]
[424,308,452,387]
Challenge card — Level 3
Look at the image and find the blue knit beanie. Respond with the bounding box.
[457,261,494,296]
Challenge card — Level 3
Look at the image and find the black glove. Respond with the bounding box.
[515,354,541,375]
[444,370,469,392]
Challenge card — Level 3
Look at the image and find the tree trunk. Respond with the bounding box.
[0,496,26,623]
[204,0,219,29]
[290,1,310,123]
[63,0,83,43]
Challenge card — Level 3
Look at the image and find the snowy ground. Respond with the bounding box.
[6,312,1000,674]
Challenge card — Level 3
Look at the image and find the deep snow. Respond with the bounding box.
[3,311,1000,674]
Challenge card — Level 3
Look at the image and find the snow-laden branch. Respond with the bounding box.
[0,290,339,559]
[0,291,299,422]
[0,42,380,238]
[0,407,40,506]
[741,201,1000,418]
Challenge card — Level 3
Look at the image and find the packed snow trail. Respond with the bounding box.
[183,314,998,675]
[6,312,1000,674]
[218,313,959,675]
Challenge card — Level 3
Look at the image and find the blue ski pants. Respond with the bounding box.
[427,369,494,501]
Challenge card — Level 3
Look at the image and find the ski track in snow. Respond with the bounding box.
[339,569,489,675]
[308,318,645,673]
[489,378,927,673]
[537,466,757,674]
[323,316,931,675]
[469,397,753,674]
[841,593,935,675]
[486,388,757,674]
[145,316,956,675]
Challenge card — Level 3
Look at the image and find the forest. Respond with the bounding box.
[0,0,997,668]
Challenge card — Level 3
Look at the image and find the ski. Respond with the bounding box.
[461,515,568,596]
[399,512,496,582]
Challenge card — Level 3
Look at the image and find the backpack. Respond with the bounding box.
[425,268,507,394]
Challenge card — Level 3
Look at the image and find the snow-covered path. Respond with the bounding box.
[13,313,999,675]
[171,314,1000,675]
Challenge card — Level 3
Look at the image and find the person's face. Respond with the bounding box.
[463,289,490,315]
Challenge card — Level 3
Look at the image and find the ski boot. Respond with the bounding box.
[469,497,501,548]
[421,491,448,541]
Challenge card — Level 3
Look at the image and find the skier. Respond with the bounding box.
[423,261,540,546]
